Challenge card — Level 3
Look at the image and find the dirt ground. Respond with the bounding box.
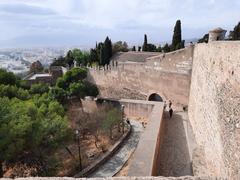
[56,103,124,176]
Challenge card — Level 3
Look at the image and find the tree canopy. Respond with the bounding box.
[198,33,209,43]
[112,41,129,54]
[54,67,99,101]
[0,69,18,86]
[0,94,71,176]
[229,22,240,40]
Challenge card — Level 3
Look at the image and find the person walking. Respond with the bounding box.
[163,101,167,110]
[126,118,131,125]
[142,122,145,128]
[169,107,173,118]
[169,100,172,108]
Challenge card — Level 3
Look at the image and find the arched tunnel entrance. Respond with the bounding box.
[148,93,163,102]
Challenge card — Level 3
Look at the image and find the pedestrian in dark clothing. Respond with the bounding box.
[169,100,172,108]
[169,108,173,118]
[163,101,167,110]
[142,122,145,128]
[126,118,131,125]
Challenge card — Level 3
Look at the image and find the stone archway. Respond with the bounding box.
[148,93,163,102]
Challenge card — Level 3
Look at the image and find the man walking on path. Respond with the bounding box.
[169,100,172,108]
[164,101,167,110]
[169,108,173,118]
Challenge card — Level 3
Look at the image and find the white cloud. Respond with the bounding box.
[0,0,239,47]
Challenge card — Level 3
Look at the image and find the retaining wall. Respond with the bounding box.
[96,98,165,176]
[128,102,164,176]
[188,41,240,179]
[2,176,227,180]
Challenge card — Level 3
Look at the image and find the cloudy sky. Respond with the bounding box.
[0,0,239,48]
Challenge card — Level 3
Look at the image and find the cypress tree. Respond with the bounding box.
[96,42,103,64]
[132,46,136,51]
[90,48,98,65]
[142,34,148,51]
[180,40,185,48]
[100,45,105,66]
[104,36,113,65]
[172,20,182,50]
[95,42,98,50]
[65,50,74,68]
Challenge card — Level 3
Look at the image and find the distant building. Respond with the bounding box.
[209,27,227,42]
[29,60,44,73]
[24,66,67,86]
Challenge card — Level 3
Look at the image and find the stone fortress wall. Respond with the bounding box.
[88,40,240,179]
[188,41,240,179]
[87,46,194,106]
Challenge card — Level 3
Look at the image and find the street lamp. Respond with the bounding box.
[121,105,125,133]
[75,129,82,171]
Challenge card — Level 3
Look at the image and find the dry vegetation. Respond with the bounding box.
[54,102,125,176]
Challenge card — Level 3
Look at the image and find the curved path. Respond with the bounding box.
[89,120,143,178]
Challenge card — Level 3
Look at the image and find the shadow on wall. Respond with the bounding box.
[158,111,194,176]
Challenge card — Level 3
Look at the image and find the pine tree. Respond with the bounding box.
[229,22,240,40]
[172,20,182,50]
[198,34,209,43]
[142,34,148,51]
[162,43,170,53]
[157,45,162,52]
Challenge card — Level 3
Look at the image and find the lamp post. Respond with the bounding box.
[75,129,82,171]
[121,105,125,134]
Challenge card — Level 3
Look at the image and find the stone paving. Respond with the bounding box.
[89,120,144,177]
[158,110,196,176]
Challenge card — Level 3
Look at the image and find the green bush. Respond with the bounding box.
[0,69,18,86]
[30,83,49,94]
[69,82,86,98]
[0,85,30,100]
[83,81,99,97]
[49,87,67,104]
[0,95,71,163]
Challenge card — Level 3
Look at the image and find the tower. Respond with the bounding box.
[209,27,227,42]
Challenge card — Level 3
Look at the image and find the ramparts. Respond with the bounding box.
[188,41,240,179]
[87,46,194,106]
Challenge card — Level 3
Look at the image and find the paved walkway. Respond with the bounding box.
[89,120,143,177]
[158,111,196,176]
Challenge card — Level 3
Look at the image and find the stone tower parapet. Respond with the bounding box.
[209,27,227,42]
